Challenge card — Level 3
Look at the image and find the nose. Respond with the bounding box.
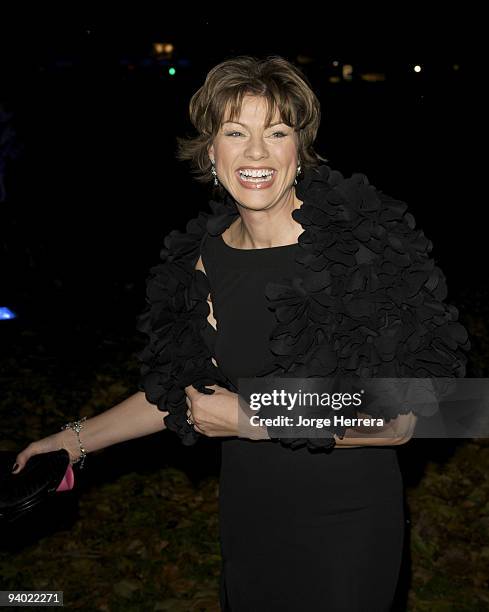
[244,134,270,160]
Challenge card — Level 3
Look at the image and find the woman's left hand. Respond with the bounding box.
[184,384,239,437]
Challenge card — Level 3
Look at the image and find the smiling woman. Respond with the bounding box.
[139,54,468,611]
[149,54,460,611]
[204,93,309,249]
[175,53,328,187]
[8,52,469,612]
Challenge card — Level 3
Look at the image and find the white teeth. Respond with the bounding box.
[239,174,274,183]
[239,169,274,177]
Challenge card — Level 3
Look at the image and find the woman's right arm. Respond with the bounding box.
[67,391,168,453]
[12,392,168,472]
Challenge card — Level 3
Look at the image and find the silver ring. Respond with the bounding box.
[186,410,194,426]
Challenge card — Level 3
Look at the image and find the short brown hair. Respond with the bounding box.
[175,54,328,195]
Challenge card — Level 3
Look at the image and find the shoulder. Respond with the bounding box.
[340,170,434,267]
[300,166,434,274]
[322,168,471,375]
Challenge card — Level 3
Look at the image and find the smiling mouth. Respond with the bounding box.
[235,170,277,187]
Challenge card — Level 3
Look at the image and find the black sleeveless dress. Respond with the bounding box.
[200,231,405,612]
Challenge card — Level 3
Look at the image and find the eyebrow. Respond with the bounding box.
[222,121,284,127]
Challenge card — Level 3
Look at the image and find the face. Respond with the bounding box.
[208,95,300,210]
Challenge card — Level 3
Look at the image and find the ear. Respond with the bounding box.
[208,143,215,161]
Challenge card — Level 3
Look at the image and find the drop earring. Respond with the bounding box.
[294,158,302,186]
[210,159,218,186]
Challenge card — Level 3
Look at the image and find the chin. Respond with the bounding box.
[234,198,274,211]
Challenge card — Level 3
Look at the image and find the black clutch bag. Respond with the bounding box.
[0,449,72,523]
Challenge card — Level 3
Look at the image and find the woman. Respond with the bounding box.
[12,55,470,611]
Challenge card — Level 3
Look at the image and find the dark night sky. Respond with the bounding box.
[0,11,483,336]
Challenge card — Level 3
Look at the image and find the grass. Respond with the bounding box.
[0,280,488,610]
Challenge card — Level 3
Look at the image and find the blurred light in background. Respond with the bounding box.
[342,64,353,81]
[414,65,422,73]
[153,42,174,59]
[359,72,386,82]
[0,307,16,321]
[296,54,315,65]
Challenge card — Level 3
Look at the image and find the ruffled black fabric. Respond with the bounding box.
[136,164,471,451]
[135,211,232,446]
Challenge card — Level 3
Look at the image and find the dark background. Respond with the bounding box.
[0,11,483,393]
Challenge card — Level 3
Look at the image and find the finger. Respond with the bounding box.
[184,385,198,398]
[11,447,33,474]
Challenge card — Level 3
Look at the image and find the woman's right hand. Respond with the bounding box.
[11,430,79,474]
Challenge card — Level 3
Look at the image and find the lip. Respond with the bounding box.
[235,169,277,190]
[236,167,276,171]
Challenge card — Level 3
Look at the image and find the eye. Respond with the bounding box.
[225,131,287,138]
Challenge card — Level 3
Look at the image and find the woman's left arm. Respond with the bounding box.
[185,384,418,445]
[334,412,418,446]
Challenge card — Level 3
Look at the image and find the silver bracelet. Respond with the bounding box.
[61,416,88,469]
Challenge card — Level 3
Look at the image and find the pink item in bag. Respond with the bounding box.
[56,464,75,492]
